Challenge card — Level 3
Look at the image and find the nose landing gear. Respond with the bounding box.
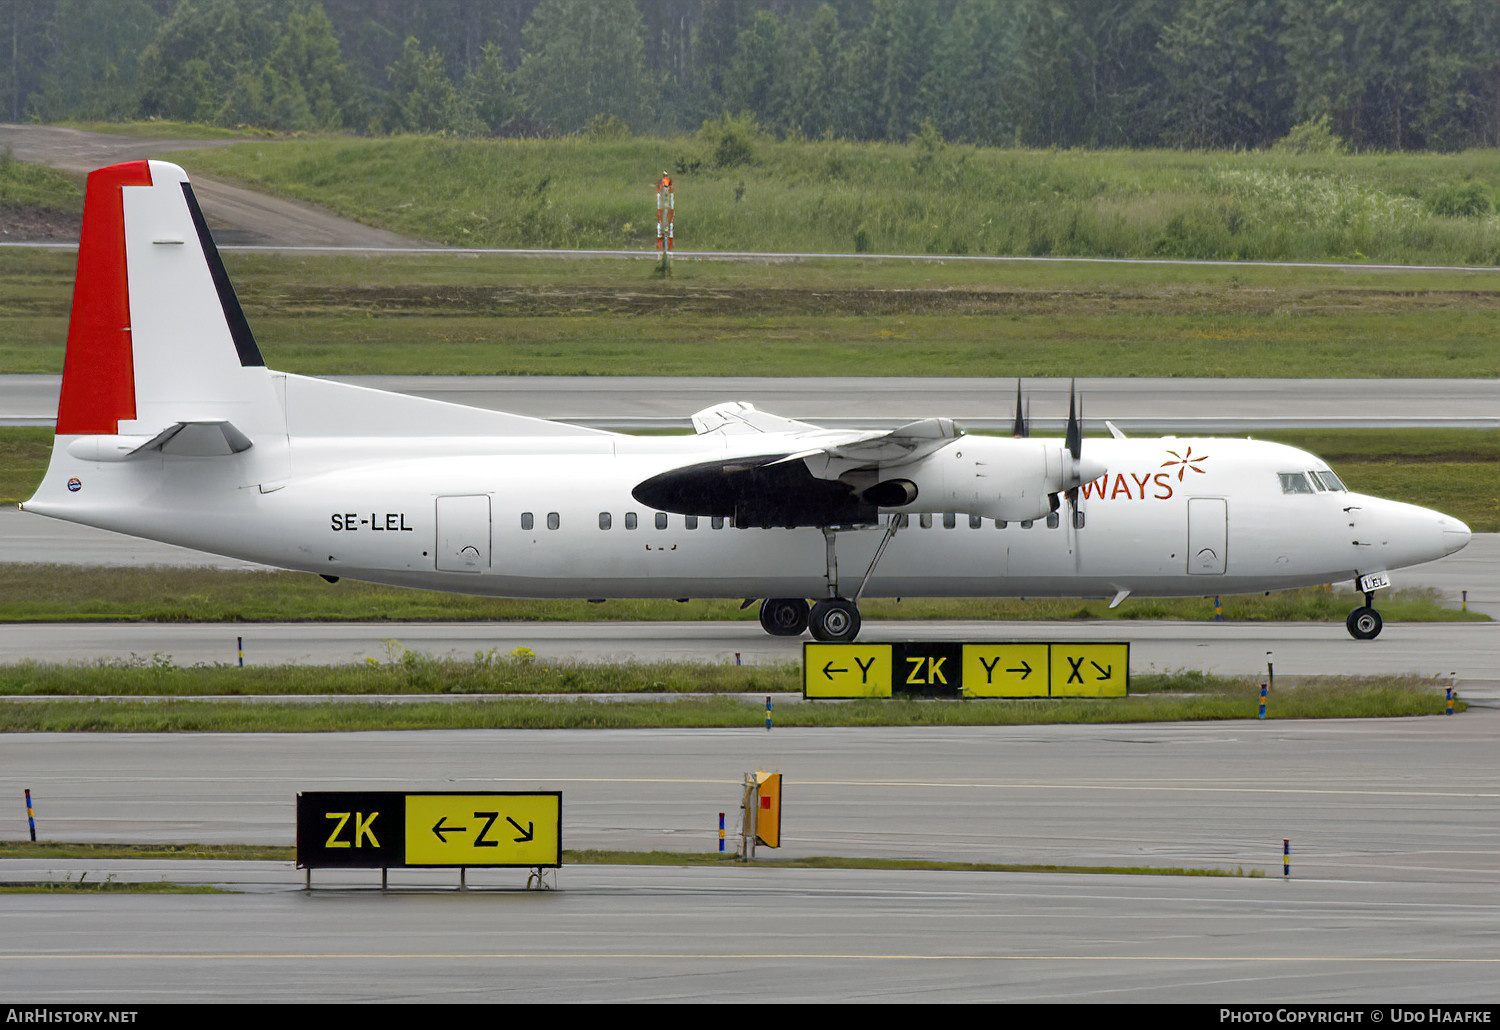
[1346,591,1383,640]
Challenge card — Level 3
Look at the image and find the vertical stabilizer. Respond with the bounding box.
[28,160,287,520]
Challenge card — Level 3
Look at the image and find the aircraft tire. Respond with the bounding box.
[1346,606,1383,640]
[759,598,810,637]
[808,598,861,642]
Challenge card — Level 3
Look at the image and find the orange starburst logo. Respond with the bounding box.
[1161,446,1210,481]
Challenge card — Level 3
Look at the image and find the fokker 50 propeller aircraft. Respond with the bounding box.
[24,161,1472,642]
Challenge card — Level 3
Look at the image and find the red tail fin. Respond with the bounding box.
[54,160,154,435]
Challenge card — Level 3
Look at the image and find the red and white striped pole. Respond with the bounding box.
[656,172,674,274]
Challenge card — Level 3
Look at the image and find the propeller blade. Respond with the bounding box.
[1013,380,1028,438]
[1065,379,1081,461]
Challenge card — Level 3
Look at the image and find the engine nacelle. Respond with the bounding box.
[866,436,1105,522]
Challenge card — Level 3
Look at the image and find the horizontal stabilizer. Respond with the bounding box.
[137,420,254,456]
[64,420,253,462]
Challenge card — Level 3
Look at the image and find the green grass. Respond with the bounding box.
[0,880,227,894]
[2,244,1497,378]
[0,841,290,861]
[0,841,1260,878]
[166,135,1500,265]
[0,154,82,213]
[0,671,1462,731]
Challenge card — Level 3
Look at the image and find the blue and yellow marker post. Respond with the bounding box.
[25,789,36,842]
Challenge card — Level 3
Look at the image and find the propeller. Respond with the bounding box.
[1012,379,1029,438]
[1064,382,1091,568]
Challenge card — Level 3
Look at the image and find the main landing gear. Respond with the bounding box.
[756,519,900,643]
[758,597,862,642]
[1346,591,1383,640]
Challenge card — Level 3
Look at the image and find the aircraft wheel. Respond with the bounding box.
[759,598,810,637]
[1346,606,1383,640]
[808,598,862,642]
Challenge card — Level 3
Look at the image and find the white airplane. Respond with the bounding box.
[23,161,1472,642]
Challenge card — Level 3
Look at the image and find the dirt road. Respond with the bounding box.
[0,124,423,247]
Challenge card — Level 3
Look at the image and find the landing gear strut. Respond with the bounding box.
[1346,591,1383,640]
[754,517,903,642]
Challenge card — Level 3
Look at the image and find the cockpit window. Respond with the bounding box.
[1278,472,1314,494]
[1314,470,1347,492]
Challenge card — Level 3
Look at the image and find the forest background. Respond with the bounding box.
[4,0,1500,153]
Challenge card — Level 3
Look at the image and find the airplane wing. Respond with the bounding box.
[637,406,966,527]
[693,402,960,465]
[691,402,822,436]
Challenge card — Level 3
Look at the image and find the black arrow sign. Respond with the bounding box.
[507,817,534,843]
[822,662,848,680]
[1091,661,1113,680]
[1007,661,1033,679]
[432,815,466,843]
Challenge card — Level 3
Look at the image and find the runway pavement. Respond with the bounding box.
[2,716,1496,1002]
[5,373,1499,429]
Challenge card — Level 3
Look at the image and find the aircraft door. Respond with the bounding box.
[435,494,491,572]
[1187,497,1227,575]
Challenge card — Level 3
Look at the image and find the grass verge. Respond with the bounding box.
[0,881,228,894]
[0,672,1463,731]
[168,135,1500,265]
[3,246,1499,379]
[0,842,1260,880]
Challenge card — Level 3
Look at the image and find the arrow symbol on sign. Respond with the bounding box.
[1091,661,1112,680]
[432,816,466,843]
[822,662,848,679]
[507,817,534,843]
[1008,661,1032,679]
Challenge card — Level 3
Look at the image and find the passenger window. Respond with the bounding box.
[655,512,668,529]
[919,514,932,529]
[1020,519,1033,529]
[1073,510,1086,530]
[520,512,533,531]
[997,520,1007,529]
[625,512,637,530]
[943,513,956,529]
[1279,473,1314,494]
[685,516,698,530]
[969,515,983,529]
[1046,512,1059,529]
[598,512,612,530]
[547,513,559,530]
[711,516,724,530]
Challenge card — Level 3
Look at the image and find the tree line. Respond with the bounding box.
[4,0,1499,151]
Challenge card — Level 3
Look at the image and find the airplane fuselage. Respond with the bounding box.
[29,433,1467,604]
